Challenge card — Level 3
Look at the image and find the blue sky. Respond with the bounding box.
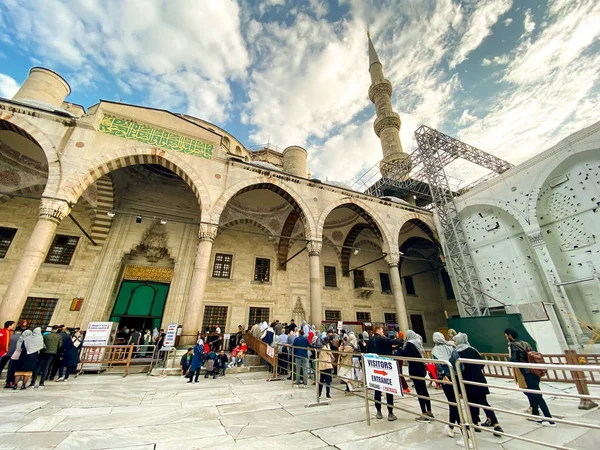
[0,0,598,186]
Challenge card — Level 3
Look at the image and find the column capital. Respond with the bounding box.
[198,223,218,242]
[307,240,322,256]
[385,252,401,267]
[39,198,71,224]
[527,231,545,248]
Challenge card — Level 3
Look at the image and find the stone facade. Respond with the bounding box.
[0,68,450,343]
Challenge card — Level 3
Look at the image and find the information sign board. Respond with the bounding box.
[364,353,403,396]
[163,323,178,347]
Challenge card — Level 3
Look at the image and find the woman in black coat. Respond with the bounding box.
[454,333,504,436]
[399,330,432,422]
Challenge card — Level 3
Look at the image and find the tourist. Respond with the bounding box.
[128,328,141,356]
[274,320,283,336]
[338,335,356,394]
[142,329,151,356]
[277,329,288,375]
[357,333,368,353]
[392,331,410,393]
[204,350,217,378]
[13,328,44,390]
[228,340,246,368]
[188,339,204,383]
[505,328,555,427]
[287,330,297,380]
[318,337,334,399]
[18,320,28,333]
[293,329,309,387]
[31,325,62,388]
[0,320,16,377]
[181,348,193,377]
[399,330,433,422]
[3,329,22,388]
[288,319,297,333]
[261,322,274,345]
[216,350,228,376]
[454,332,504,436]
[251,322,261,339]
[447,329,458,345]
[432,332,460,438]
[368,325,402,421]
[57,329,80,382]
[302,320,310,336]
[235,325,244,346]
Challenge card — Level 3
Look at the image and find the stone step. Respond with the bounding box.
[149,365,269,377]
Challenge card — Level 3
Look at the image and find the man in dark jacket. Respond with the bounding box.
[293,329,309,387]
[368,326,403,421]
[31,325,62,387]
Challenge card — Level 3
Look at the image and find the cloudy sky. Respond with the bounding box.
[0,0,598,187]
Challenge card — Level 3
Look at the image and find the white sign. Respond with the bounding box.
[364,353,403,396]
[266,345,275,358]
[84,322,114,346]
[163,323,178,347]
[337,321,343,332]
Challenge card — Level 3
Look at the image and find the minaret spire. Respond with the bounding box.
[367,32,411,179]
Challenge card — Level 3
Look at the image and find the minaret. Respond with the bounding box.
[368,32,411,179]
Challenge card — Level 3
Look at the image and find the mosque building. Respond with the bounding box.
[0,35,597,351]
[0,37,456,345]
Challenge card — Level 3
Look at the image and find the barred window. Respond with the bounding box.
[0,227,17,258]
[325,310,341,321]
[324,266,337,287]
[212,253,233,278]
[249,307,270,326]
[20,297,58,330]
[384,313,397,324]
[356,311,371,322]
[202,306,228,333]
[404,275,416,295]
[254,258,270,282]
[45,235,79,265]
[380,273,391,294]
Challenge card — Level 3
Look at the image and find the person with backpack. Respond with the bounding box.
[504,328,555,427]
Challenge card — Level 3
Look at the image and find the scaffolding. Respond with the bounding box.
[360,126,514,316]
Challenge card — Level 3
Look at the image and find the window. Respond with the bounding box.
[356,311,371,322]
[325,310,341,321]
[0,227,17,258]
[324,266,337,288]
[384,313,397,324]
[410,314,427,343]
[489,306,507,316]
[212,253,233,278]
[380,273,391,294]
[404,275,416,295]
[353,269,366,288]
[254,258,270,282]
[20,297,58,330]
[202,306,228,333]
[441,269,455,299]
[249,307,270,326]
[45,235,79,265]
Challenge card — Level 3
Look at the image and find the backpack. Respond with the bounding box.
[516,341,547,377]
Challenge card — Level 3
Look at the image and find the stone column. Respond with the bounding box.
[180,223,217,345]
[308,240,322,327]
[527,231,584,348]
[386,252,410,332]
[0,198,71,322]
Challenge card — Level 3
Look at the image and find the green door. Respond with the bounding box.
[110,281,169,330]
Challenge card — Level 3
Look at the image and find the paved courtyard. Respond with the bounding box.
[0,371,598,449]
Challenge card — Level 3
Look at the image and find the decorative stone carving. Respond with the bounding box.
[368,79,393,102]
[39,198,71,224]
[307,240,322,256]
[292,296,306,324]
[527,231,545,247]
[374,112,401,136]
[385,252,401,267]
[131,221,169,262]
[199,223,218,242]
[123,265,174,283]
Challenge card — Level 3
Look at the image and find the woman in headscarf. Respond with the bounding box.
[317,337,334,399]
[432,332,460,438]
[454,333,504,437]
[57,329,81,382]
[188,338,205,383]
[392,331,410,393]
[261,322,274,345]
[13,328,44,389]
[447,329,458,346]
[337,335,356,394]
[348,332,362,381]
[399,330,433,422]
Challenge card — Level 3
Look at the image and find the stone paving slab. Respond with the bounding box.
[0,372,597,449]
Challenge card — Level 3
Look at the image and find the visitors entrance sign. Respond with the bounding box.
[163,323,178,347]
[83,322,117,371]
[364,353,403,396]
[337,321,343,332]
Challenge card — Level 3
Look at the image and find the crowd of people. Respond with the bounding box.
[0,320,84,389]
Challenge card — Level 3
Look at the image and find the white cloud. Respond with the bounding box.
[503,17,513,26]
[0,0,249,123]
[481,57,492,66]
[309,0,328,19]
[481,54,510,66]
[522,8,536,35]
[449,0,513,68]
[0,73,19,98]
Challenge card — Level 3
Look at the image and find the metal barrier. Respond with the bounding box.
[456,358,600,450]
[78,344,162,376]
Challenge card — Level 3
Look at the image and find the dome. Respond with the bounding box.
[10,98,75,117]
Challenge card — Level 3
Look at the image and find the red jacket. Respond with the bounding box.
[0,328,12,357]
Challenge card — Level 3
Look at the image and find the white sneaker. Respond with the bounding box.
[444,425,455,438]
[56,377,64,382]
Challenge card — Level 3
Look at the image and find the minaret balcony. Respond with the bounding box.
[374,112,401,136]
[368,79,393,102]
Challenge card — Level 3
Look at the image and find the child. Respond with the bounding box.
[204,351,217,378]
[180,348,193,377]
[216,350,228,376]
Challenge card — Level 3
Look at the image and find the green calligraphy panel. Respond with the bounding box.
[99,114,213,160]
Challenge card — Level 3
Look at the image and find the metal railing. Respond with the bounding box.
[78,344,164,377]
